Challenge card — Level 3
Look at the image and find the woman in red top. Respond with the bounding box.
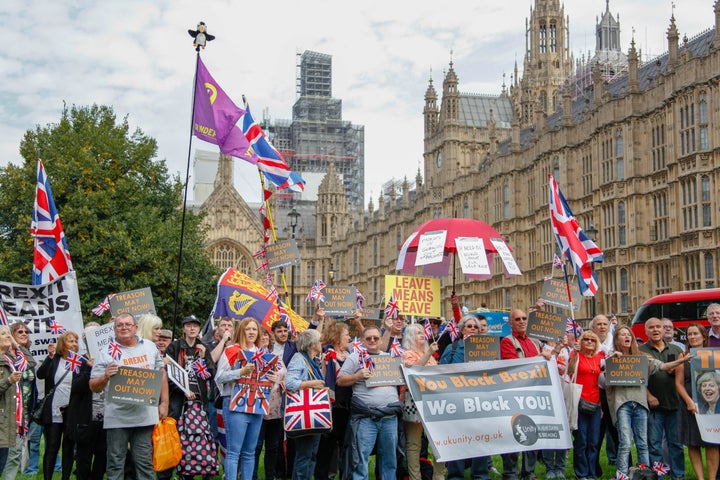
[567,331,604,480]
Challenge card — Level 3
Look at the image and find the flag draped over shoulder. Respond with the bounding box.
[548,175,603,296]
[242,99,305,192]
[31,160,73,285]
[193,57,257,164]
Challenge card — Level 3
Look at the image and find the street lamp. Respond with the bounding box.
[328,263,335,285]
[288,207,300,309]
[586,222,599,319]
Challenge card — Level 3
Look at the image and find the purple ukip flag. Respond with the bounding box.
[193,57,257,164]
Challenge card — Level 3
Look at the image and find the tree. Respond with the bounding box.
[0,104,220,328]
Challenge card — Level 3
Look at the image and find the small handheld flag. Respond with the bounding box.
[384,294,399,320]
[423,319,433,341]
[48,319,66,335]
[64,351,84,374]
[107,338,123,362]
[92,296,112,316]
[14,348,28,372]
[192,358,212,380]
[351,337,364,354]
[389,337,405,358]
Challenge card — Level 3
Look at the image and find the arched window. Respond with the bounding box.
[620,269,629,312]
[503,181,510,219]
[618,202,626,245]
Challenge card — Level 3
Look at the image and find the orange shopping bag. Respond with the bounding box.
[152,417,182,472]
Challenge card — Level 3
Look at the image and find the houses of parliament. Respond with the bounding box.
[197,0,720,323]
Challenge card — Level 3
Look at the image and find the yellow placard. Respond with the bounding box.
[384,275,441,317]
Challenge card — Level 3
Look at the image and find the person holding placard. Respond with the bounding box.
[675,323,718,480]
[164,315,217,480]
[337,325,402,480]
[604,325,691,478]
[89,313,169,480]
[402,323,440,480]
[440,315,492,480]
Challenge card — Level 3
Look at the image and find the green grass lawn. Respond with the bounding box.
[11,437,709,479]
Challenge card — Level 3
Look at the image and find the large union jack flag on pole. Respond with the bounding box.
[242,98,306,193]
[548,175,603,296]
[283,387,332,434]
[31,160,73,285]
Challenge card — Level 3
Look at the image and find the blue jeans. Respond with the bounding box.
[447,456,489,480]
[223,396,263,480]
[542,449,568,478]
[573,408,601,479]
[106,426,154,480]
[352,415,398,480]
[0,447,9,473]
[616,401,649,475]
[648,409,685,479]
[293,434,321,480]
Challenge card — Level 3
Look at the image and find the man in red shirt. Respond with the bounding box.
[499,309,549,480]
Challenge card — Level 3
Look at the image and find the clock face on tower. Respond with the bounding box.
[436,151,442,168]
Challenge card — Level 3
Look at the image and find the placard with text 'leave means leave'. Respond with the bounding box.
[384,275,440,317]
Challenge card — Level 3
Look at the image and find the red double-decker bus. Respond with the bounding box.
[631,289,720,342]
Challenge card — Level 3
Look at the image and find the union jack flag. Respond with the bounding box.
[389,337,405,358]
[424,319,433,341]
[0,303,8,326]
[229,353,278,415]
[216,410,227,457]
[265,285,279,302]
[445,319,459,342]
[92,295,112,316]
[255,261,269,273]
[47,319,66,335]
[283,387,332,434]
[253,247,266,259]
[549,175,603,296]
[384,294,399,320]
[277,301,296,335]
[31,160,73,285]
[242,99,306,192]
[108,338,123,361]
[552,254,564,268]
[614,472,629,480]
[566,318,583,339]
[306,280,326,303]
[653,462,670,476]
[351,337,365,354]
[192,358,212,380]
[359,350,375,373]
[14,347,27,372]
[64,351,84,374]
[356,289,365,310]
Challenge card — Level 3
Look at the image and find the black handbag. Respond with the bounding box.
[31,368,70,425]
[577,398,600,415]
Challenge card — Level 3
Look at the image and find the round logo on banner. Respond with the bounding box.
[510,414,538,446]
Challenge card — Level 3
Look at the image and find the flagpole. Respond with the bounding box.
[561,263,578,339]
[256,170,291,302]
[172,50,201,335]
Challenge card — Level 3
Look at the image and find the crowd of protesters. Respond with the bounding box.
[2,300,720,480]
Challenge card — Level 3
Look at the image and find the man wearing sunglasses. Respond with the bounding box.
[338,326,402,480]
[499,309,553,480]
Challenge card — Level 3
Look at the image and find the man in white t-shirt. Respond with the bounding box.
[89,313,169,480]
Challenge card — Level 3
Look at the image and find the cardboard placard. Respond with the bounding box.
[345,318,382,340]
[109,287,156,317]
[361,307,382,321]
[265,239,301,270]
[605,355,649,386]
[384,275,441,317]
[366,355,405,387]
[540,278,581,312]
[527,311,567,343]
[107,366,163,406]
[165,356,191,395]
[84,322,115,360]
[463,335,501,362]
[322,285,357,317]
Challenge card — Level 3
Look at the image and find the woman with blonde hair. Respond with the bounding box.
[567,330,603,480]
[402,323,439,480]
[137,313,163,343]
[0,325,25,473]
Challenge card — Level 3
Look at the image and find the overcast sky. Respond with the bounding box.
[0,0,713,205]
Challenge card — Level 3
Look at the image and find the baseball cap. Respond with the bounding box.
[182,315,201,326]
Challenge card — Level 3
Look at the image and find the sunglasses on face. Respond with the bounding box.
[365,336,380,341]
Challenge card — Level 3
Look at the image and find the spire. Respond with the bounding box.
[214,153,233,189]
[628,38,639,93]
[667,14,679,71]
